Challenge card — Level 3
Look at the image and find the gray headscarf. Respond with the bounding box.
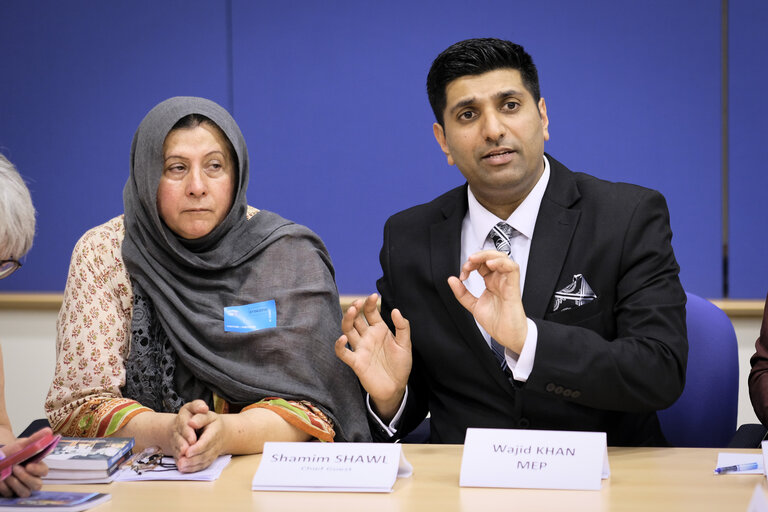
[121,96,370,441]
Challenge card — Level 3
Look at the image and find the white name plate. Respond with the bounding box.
[460,428,609,490]
[252,442,412,493]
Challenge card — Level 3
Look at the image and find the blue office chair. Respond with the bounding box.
[657,292,739,447]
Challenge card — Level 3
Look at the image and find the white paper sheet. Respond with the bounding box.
[714,453,764,475]
[113,454,231,481]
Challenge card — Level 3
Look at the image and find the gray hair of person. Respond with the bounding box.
[0,154,36,260]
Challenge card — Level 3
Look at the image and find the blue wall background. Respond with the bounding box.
[729,0,768,298]
[0,0,764,298]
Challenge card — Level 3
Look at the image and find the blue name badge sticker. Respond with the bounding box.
[224,300,277,333]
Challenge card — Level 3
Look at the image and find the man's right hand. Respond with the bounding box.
[334,293,412,422]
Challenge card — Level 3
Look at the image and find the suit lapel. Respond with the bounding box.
[430,186,516,391]
[523,156,582,318]
[430,187,476,338]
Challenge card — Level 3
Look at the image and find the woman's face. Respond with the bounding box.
[157,123,235,239]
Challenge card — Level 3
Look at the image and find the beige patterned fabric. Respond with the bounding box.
[46,215,138,436]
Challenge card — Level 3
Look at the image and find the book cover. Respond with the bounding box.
[43,438,134,470]
[0,491,111,511]
[43,450,131,481]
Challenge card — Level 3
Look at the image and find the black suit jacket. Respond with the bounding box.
[374,155,688,446]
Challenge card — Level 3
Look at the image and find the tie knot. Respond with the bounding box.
[489,222,516,256]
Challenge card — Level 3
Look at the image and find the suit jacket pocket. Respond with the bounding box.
[545,297,603,328]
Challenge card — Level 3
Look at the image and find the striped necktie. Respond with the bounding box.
[490,337,509,372]
[489,221,516,256]
[487,222,516,372]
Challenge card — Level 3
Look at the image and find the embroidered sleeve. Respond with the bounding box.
[45,216,151,437]
[243,398,336,442]
[56,398,151,437]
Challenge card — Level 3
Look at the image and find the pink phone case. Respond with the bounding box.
[0,432,61,481]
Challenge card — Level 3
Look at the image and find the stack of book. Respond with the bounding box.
[42,438,135,484]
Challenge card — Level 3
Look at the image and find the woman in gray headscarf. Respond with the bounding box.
[46,97,370,472]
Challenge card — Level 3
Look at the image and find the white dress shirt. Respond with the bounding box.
[461,156,550,382]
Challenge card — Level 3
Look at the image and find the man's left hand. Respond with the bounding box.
[447,250,528,353]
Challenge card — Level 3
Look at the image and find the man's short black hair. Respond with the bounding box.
[427,38,541,126]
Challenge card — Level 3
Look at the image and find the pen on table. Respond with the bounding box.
[713,462,759,474]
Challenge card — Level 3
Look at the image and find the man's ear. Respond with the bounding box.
[539,97,550,142]
[433,122,455,166]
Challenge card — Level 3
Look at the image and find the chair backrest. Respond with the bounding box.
[657,292,739,447]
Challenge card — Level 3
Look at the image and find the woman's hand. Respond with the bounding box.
[0,463,46,498]
[172,400,226,473]
[117,399,317,473]
[0,428,51,498]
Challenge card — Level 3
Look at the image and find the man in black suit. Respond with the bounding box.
[335,38,687,446]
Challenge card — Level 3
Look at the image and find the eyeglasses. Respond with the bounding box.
[124,446,178,475]
[0,260,21,279]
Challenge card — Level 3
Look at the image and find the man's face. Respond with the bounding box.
[433,68,549,216]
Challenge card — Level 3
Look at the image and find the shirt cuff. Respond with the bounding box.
[366,387,409,437]
[506,318,538,382]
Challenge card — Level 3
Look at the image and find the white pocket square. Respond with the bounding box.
[553,274,597,312]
